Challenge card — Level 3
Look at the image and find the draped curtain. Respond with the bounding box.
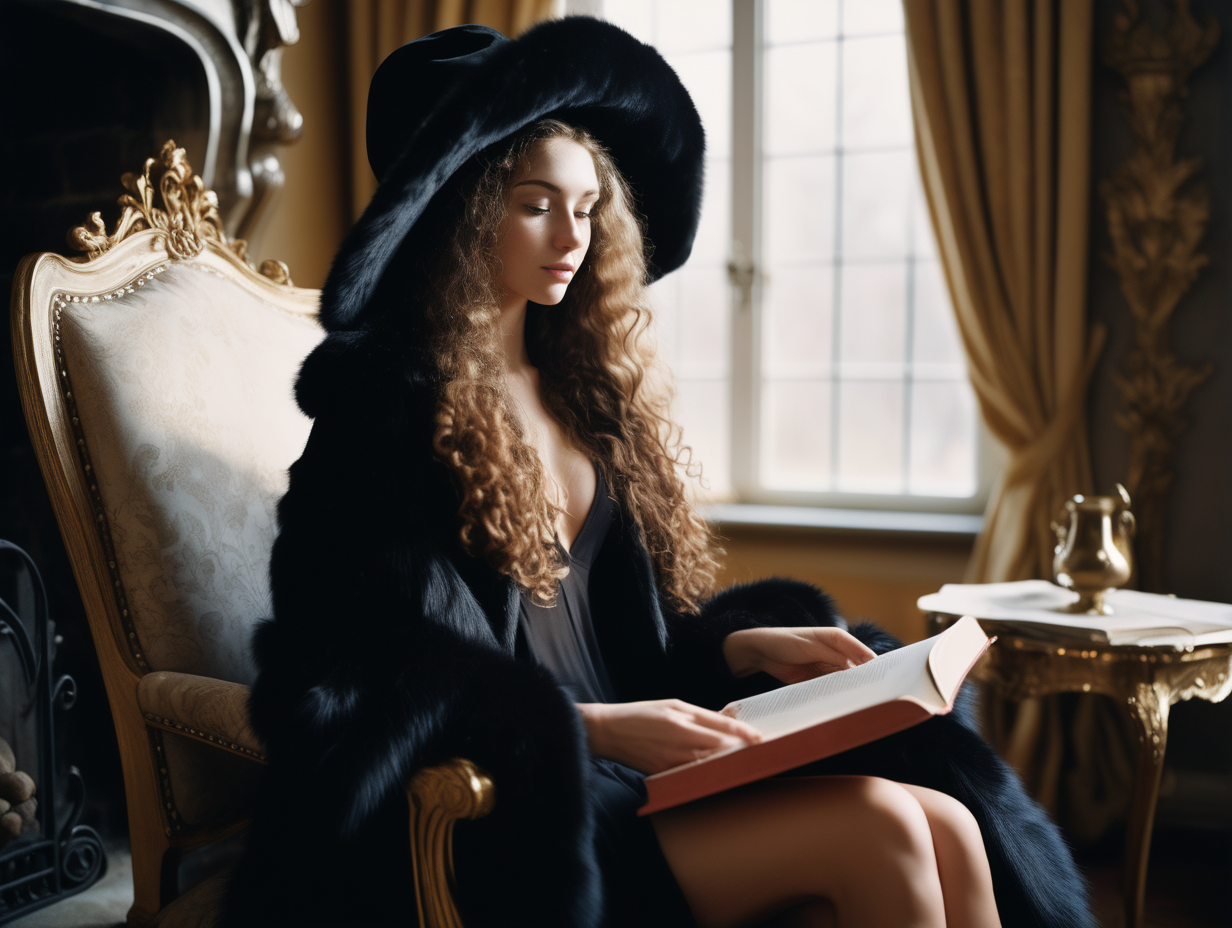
[903,0,1125,822]
[345,0,557,219]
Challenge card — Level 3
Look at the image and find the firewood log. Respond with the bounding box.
[0,771,35,804]
[13,798,37,832]
[0,737,13,775]
[0,812,20,842]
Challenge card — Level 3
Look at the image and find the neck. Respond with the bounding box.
[499,294,532,371]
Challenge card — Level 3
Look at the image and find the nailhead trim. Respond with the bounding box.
[52,264,169,674]
[143,711,267,763]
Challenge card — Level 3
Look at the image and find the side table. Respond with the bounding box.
[925,612,1232,928]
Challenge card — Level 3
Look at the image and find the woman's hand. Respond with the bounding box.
[722,626,877,685]
[576,700,763,775]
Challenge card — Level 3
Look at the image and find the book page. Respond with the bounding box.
[729,636,943,740]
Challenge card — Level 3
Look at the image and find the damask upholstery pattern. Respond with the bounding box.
[57,262,322,685]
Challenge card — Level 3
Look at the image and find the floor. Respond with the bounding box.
[10,833,1229,927]
[9,841,131,928]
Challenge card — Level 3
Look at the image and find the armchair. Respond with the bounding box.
[11,142,492,928]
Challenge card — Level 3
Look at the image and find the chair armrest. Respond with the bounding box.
[140,672,493,927]
[408,758,495,928]
[137,671,267,763]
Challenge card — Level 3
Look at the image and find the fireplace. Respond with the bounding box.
[0,541,104,922]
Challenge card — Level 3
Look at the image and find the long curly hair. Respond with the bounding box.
[426,119,719,612]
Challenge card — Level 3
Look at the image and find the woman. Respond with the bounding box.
[224,18,1091,928]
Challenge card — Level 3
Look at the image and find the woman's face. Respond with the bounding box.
[496,137,600,309]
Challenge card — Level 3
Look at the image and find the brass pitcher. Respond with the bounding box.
[1051,484,1136,615]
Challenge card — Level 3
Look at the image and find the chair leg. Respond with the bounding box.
[117,725,179,926]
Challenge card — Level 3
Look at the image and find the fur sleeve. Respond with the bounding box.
[223,345,603,928]
[664,577,849,709]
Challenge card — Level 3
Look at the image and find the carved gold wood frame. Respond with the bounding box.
[12,200,318,928]
[1100,0,1220,592]
[11,142,493,927]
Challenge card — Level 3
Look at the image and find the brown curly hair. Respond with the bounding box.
[426,119,720,612]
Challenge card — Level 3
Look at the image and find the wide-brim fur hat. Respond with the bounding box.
[318,16,705,332]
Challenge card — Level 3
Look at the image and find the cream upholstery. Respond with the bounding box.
[13,145,486,928]
[57,262,320,684]
[138,672,266,761]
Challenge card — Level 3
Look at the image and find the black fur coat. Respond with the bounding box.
[222,326,1094,928]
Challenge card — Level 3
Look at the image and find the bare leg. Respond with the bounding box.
[652,776,947,928]
[899,784,1003,928]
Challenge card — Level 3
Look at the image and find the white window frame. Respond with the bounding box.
[568,0,1001,529]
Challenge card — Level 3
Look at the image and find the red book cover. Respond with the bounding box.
[639,617,991,815]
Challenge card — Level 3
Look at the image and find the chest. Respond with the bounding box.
[505,372,596,549]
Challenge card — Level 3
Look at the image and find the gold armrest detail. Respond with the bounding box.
[408,758,495,928]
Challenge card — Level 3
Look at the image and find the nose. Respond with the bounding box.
[554,214,585,251]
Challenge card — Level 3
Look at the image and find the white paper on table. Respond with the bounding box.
[917,580,1232,647]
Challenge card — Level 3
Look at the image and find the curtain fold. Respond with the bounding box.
[345,0,557,220]
[904,0,1108,813]
[905,0,1103,587]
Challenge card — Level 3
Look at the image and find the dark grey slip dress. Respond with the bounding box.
[517,464,697,927]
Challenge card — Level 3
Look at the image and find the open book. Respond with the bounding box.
[918,581,1232,648]
[638,616,991,815]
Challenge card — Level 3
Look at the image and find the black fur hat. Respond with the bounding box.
[318,16,705,332]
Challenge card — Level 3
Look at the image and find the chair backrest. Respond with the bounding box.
[12,145,322,688]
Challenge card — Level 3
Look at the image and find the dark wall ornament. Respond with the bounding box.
[34,0,306,239]
[1100,0,1220,593]
[0,540,105,924]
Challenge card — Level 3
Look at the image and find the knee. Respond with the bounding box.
[923,791,988,868]
[842,777,936,871]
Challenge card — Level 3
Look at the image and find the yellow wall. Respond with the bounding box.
[247,0,351,289]
[714,527,973,644]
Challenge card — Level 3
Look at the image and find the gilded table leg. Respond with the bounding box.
[1122,683,1170,928]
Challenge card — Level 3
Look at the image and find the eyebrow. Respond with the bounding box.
[513,179,599,197]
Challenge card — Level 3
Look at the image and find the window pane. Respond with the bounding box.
[600,0,655,38]
[767,0,839,45]
[766,42,837,156]
[669,50,733,160]
[839,262,906,376]
[837,380,904,493]
[763,380,833,489]
[601,0,734,498]
[675,378,731,493]
[841,34,911,150]
[674,266,730,380]
[841,150,913,260]
[842,0,904,36]
[912,178,938,260]
[764,265,834,378]
[912,260,966,377]
[689,158,731,264]
[765,154,836,265]
[656,0,731,52]
[909,381,977,496]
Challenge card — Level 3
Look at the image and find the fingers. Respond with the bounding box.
[799,627,877,668]
[669,700,762,745]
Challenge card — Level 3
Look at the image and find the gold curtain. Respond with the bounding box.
[904,0,1110,813]
[905,0,1104,586]
[345,0,556,220]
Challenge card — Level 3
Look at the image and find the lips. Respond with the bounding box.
[543,264,575,281]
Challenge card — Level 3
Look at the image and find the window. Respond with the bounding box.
[575,0,988,515]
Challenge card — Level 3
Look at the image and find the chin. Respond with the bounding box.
[534,286,570,306]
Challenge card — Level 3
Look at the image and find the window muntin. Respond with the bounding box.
[578,0,981,508]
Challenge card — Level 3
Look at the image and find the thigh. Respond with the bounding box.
[651,775,945,928]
